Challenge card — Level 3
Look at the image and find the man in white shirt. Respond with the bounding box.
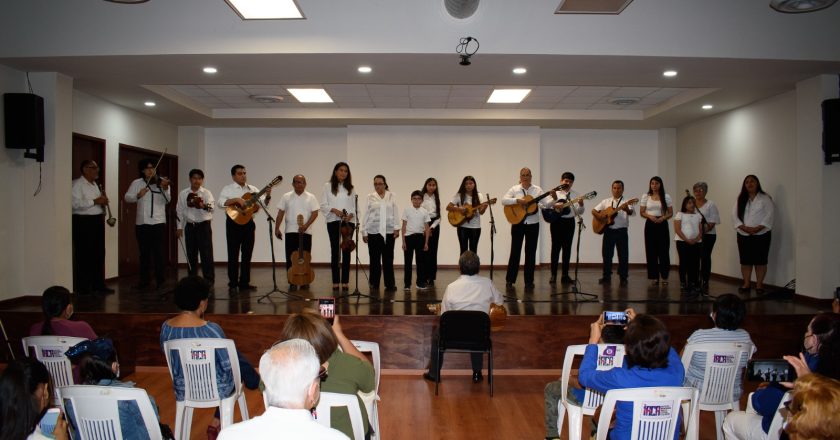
[502,167,543,289]
[274,175,319,290]
[423,251,504,384]
[591,180,636,286]
[71,160,113,295]
[218,339,348,440]
[176,169,215,284]
[218,164,271,294]
[544,171,585,285]
[124,158,172,290]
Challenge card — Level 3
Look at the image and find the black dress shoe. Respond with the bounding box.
[549,276,557,285]
[525,283,535,289]
[737,286,750,293]
[598,277,611,285]
[505,282,514,289]
[561,276,574,284]
[619,278,628,286]
[288,285,298,291]
[239,284,257,291]
[472,371,483,383]
[228,286,239,295]
[384,286,397,292]
[422,372,438,382]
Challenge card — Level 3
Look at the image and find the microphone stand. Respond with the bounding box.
[486,193,497,281]
[337,194,378,302]
[553,200,598,302]
[256,197,302,303]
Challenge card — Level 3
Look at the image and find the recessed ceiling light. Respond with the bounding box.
[225,0,304,19]
[608,97,641,106]
[702,104,714,110]
[358,66,372,74]
[203,67,218,74]
[663,70,678,77]
[512,67,527,75]
[144,101,156,107]
[487,89,531,104]
[287,88,333,103]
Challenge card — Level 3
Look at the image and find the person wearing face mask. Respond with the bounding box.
[29,286,97,339]
[722,311,840,440]
[0,358,69,440]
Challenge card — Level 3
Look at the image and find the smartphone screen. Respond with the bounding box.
[39,408,60,439]
[603,311,628,326]
[747,359,796,382]
[318,297,336,324]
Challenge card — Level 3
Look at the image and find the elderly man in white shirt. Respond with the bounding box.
[218,339,348,440]
[274,174,319,291]
[124,157,172,290]
[71,160,113,295]
[502,167,544,290]
[423,251,504,384]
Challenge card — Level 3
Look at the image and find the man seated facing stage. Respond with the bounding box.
[274,174,319,291]
[218,339,348,440]
[423,251,504,384]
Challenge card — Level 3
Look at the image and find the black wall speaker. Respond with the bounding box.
[4,93,45,150]
[823,98,840,165]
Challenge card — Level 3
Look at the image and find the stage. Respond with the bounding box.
[0,266,825,377]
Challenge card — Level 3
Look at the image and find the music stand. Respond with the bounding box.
[256,197,303,303]
[337,194,379,302]
[552,203,598,302]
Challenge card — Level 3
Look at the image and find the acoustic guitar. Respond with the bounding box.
[541,191,598,223]
[592,197,639,235]
[226,175,283,225]
[288,214,315,286]
[503,184,567,224]
[447,198,497,227]
[427,302,508,331]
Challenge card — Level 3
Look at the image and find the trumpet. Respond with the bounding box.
[98,182,117,227]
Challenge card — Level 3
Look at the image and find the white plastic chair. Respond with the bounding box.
[162,338,249,440]
[744,390,793,440]
[351,340,381,439]
[22,336,88,405]
[680,341,754,440]
[315,392,366,440]
[58,385,161,440]
[595,387,700,440]
[558,344,625,440]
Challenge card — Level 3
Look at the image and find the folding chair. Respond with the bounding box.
[22,335,88,405]
[351,340,381,439]
[596,387,699,440]
[58,385,161,440]
[433,310,493,396]
[315,392,366,440]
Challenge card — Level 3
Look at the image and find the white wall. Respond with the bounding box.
[72,91,178,279]
[676,92,798,288]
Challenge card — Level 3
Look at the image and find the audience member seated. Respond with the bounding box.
[159,276,260,440]
[64,338,167,438]
[783,373,840,440]
[683,293,756,400]
[422,250,504,384]
[722,311,840,440]
[0,358,69,440]
[218,339,348,440]
[279,310,375,439]
[29,286,97,339]
[543,322,625,440]
[578,309,685,440]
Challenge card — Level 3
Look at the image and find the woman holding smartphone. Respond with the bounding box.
[0,358,69,440]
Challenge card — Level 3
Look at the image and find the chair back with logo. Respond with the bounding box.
[58,385,162,440]
[22,336,88,405]
[596,387,699,440]
[558,344,625,440]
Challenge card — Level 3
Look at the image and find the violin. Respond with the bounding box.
[339,209,356,252]
[187,192,211,212]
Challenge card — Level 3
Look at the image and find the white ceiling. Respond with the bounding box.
[1,0,839,129]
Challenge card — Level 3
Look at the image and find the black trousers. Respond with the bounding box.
[549,217,575,278]
[135,223,166,285]
[602,227,629,279]
[284,232,313,271]
[457,227,481,254]
[700,233,717,283]
[644,220,671,280]
[506,222,539,284]
[428,328,484,377]
[403,233,427,287]
[677,241,701,286]
[226,217,255,288]
[426,226,440,282]
[72,214,106,293]
[326,221,353,284]
[184,221,214,282]
[367,233,395,289]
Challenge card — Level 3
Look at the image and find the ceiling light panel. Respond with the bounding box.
[287,88,333,103]
[225,0,304,19]
[487,89,531,103]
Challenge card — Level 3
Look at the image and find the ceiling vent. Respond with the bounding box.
[444,0,480,19]
[555,0,634,14]
[250,95,285,104]
[608,97,641,106]
[769,0,837,12]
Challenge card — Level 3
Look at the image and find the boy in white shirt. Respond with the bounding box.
[402,191,431,290]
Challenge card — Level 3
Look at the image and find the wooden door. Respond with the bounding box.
[117,145,179,277]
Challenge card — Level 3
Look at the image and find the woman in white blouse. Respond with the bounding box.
[362,175,400,291]
[640,176,673,286]
[321,162,356,291]
[693,182,721,293]
[674,194,704,294]
[446,176,487,255]
[421,177,441,287]
[731,175,774,294]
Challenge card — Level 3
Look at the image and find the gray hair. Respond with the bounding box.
[260,338,320,409]
[692,181,708,193]
[458,250,480,276]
